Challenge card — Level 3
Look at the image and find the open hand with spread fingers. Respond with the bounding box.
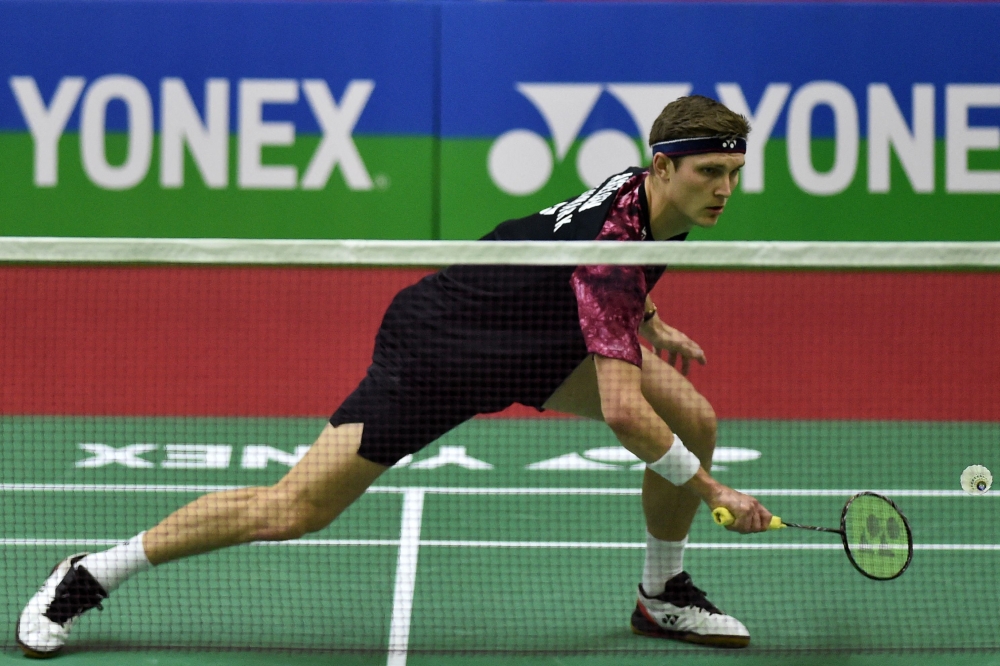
[640,316,706,376]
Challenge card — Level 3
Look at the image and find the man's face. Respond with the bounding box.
[660,153,745,228]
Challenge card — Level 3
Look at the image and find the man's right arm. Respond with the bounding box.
[594,354,773,533]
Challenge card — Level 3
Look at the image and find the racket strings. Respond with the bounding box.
[842,494,912,579]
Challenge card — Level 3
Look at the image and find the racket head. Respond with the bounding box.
[840,492,913,580]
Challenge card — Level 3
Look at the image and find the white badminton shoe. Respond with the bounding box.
[17,554,108,658]
[630,571,750,648]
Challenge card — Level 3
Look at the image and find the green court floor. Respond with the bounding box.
[2,417,999,664]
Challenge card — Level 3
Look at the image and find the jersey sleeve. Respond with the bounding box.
[570,264,647,367]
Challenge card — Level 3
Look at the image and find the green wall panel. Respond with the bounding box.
[440,138,1000,242]
[0,133,434,239]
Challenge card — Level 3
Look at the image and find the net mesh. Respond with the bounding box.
[2,239,999,657]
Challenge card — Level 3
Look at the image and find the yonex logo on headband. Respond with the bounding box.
[651,136,747,158]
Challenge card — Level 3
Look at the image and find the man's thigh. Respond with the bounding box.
[275,423,385,513]
[542,354,603,420]
[542,348,714,437]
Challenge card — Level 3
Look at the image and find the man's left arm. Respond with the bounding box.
[639,296,706,376]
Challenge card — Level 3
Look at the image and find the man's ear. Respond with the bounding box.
[651,153,674,182]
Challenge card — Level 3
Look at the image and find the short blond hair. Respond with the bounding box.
[648,95,750,146]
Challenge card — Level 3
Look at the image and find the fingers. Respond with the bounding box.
[724,494,773,534]
[733,511,756,534]
[740,502,772,534]
[688,343,707,366]
[663,345,706,374]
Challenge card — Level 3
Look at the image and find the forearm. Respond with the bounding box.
[595,355,722,502]
[608,405,723,502]
[595,355,672,463]
[682,468,726,504]
[607,399,676,463]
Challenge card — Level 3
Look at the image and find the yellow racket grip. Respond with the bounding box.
[712,507,785,530]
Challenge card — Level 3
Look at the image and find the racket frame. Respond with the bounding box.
[713,492,914,580]
[778,492,913,580]
[839,491,914,581]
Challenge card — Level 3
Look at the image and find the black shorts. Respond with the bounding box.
[329,351,585,466]
[330,269,589,466]
[329,361,477,466]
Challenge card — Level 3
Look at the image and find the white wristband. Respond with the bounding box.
[647,434,701,486]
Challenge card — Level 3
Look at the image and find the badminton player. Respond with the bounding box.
[18,95,774,656]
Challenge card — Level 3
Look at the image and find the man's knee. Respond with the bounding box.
[685,400,717,468]
[253,488,333,541]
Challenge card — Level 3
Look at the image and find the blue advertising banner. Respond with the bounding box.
[0,1,438,238]
[439,3,1000,240]
[2,1,998,241]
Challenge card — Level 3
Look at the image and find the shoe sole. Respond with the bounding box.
[16,554,89,659]
[15,628,59,661]
[631,605,750,649]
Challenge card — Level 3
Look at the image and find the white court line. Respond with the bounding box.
[251,539,399,547]
[2,484,995,498]
[0,539,402,547]
[386,488,425,666]
[738,489,988,498]
[392,486,642,496]
[0,484,245,492]
[912,544,1000,551]
[2,539,996,551]
[1,539,125,547]
[421,540,645,549]
[418,541,1000,551]
[379,486,999,498]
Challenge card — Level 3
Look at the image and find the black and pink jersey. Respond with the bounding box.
[332,168,687,464]
[371,168,686,410]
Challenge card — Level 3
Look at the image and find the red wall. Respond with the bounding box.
[2,267,997,421]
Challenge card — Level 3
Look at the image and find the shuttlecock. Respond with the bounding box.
[961,465,993,495]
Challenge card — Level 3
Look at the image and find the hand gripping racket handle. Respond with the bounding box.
[712,507,785,530]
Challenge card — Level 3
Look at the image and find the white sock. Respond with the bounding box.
[642,532,687,597]
[78,532,152,592]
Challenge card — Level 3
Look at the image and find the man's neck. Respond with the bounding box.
[644,174,692,240]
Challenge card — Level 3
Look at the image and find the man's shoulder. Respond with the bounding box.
[486,167,646,242]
